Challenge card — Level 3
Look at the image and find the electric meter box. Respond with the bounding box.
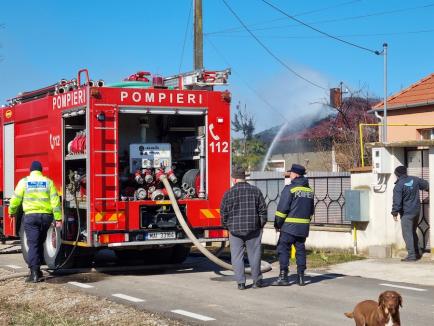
[129,143,172,173]
[372,147,391,174]
[344,189,370,222]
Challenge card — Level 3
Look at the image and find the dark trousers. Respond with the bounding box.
[229,229,263,284]
[401,214,420,259]
[277,231,306,274]
[24,213,53,270]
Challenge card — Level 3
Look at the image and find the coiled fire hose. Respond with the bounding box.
[159,175,272,274]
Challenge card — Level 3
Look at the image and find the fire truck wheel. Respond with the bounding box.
[19,222,30,265]
[43,225,76,269]
[170,245,191,264]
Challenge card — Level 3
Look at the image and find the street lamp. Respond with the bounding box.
[375,43,388,143]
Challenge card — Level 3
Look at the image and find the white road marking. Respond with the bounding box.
[68,281,94,289]
[171,309,215,321]
[5,264,23,269]
[379,283,427,292]
[112,293,145,302]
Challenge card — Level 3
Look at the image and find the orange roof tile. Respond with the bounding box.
[373,73,434,110]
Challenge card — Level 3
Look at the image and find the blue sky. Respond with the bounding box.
[1,0,434,132]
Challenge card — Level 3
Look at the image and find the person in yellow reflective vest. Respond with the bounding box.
[272,164,314,287]
[8,161,61,283]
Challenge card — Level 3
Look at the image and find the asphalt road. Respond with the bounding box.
[1,251,433,326]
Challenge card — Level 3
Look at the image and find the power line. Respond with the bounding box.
[204,34,290,123]
[206,28,434,40]
[207,0,361,35]
[178,0,193,73]
[208,2,434,35]
[290,0,362,18]
[261,0,379,54]
[221,0,326,90]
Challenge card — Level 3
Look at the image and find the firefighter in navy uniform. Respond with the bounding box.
[272,164,314,286]
[8,161,61,283]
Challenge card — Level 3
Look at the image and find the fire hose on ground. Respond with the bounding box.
[159,174,272,274]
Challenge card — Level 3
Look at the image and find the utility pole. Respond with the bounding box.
[194,0,203,70]
[383,43,388,143]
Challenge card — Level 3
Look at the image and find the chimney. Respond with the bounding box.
[330,88,342,108]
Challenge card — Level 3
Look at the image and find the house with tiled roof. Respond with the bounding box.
[265,96,377,171]
[372,73,434,142]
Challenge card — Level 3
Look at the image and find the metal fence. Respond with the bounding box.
[248,171,351,226]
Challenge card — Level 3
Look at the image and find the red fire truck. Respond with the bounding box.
[0,69,231,268]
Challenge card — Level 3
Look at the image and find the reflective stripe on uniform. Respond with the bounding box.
[290,186,313,193]
[284,217,311,224]
[275,211,288,218]
[23,197,50,202]
[25,188,49,193]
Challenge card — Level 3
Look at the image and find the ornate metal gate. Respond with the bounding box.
[405,149,430,251]
[248,171,351,226]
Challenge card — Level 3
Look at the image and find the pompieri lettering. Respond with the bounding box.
[53,89,86,109]
[120,90,202,105]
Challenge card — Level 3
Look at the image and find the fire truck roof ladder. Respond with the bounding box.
[163,68,230,90]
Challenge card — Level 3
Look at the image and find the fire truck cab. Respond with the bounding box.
[0,69,231,268]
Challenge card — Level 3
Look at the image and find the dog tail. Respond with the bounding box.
[344,312,354,319]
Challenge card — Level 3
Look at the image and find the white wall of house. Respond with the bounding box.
[262,226,353,249]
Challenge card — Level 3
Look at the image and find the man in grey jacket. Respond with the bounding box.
[391,166,429,261]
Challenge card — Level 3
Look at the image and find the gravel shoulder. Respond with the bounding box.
[0,269,186,326]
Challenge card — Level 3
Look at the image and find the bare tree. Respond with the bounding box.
[315,87,379,170]
[232,101,255,156]
[332,89,378,169]
[231,102,265,170]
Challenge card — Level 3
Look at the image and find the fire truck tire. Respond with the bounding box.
[170,245,191,264]
[43,225,76,269]
[19,222,30,265]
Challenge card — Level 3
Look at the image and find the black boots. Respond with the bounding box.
[26,269,42,283]
[297,272,305,286]
[237,283,246,290]
[272,269,289,286]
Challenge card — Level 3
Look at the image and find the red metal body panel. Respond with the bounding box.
[88,87,230,234]
[1,80,231,245]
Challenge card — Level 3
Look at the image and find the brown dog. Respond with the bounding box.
[344,291,402,325]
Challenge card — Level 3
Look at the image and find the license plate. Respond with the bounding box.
[147,231,176,240]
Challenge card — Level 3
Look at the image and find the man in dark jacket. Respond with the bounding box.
[220,167,268,290]
[272,164,314,286]
[392,165,429,261]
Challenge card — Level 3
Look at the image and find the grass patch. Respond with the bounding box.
[0,298,84,326]
[195,245,365,269]
[262,247,365,269]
